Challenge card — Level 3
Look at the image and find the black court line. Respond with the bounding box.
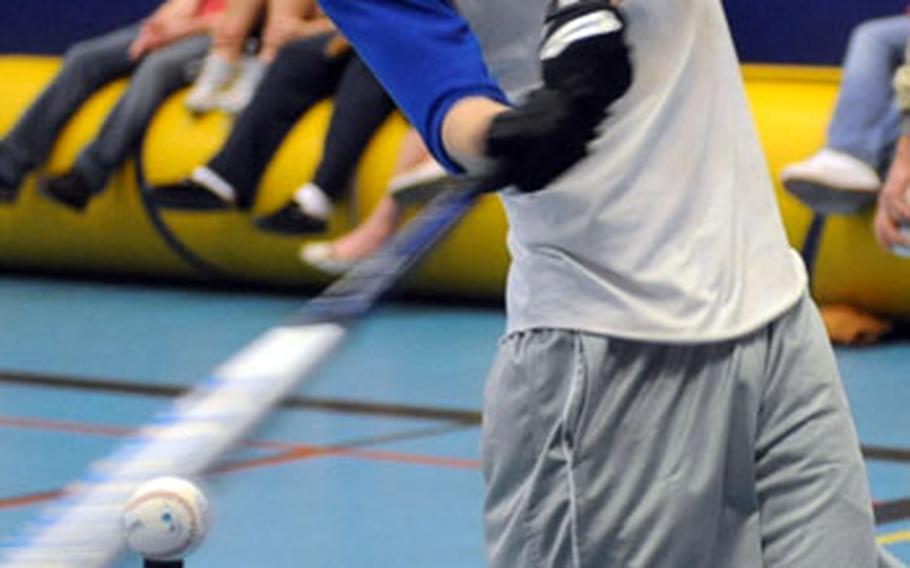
[3,370,910,525]
[0,369,482,425]
[6,370,910,458]
[7,369,910,451]
[875,498,910,526]
[862,445,910,463]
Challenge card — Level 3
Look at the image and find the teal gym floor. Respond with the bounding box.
[0,274,907,566]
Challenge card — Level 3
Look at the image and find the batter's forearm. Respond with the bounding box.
[318,0,508,172]
[441,97,508,175]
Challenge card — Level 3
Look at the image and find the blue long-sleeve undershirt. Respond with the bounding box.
[318,0,509,171]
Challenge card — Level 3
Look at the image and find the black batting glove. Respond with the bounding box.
[485,0,632,193]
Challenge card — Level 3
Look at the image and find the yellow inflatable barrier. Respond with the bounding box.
[746,65,910,317]
[1,57,909,315]
[0,56,509,297]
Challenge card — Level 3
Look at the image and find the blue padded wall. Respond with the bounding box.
[0,0,159,55]
[0,1,906,64]
[725,0,906,65]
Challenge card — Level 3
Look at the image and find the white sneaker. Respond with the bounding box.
[299,242,357,275]
[781,149,881,214]
[388,160,449,205]
[293,182,332,220]
[185,55,236,114]
[389,160,447,192]
[218,57,268,114]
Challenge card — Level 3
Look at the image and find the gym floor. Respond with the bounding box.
[0,274,907,566]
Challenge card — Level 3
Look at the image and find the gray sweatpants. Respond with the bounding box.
[482,294,901,567]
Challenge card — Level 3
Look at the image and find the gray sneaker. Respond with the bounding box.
[218,57,268,114]
[185,55,236,115]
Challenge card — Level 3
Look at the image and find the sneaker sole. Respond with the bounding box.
[252,217,328,235]
[782,180,878,215]
[38,183,90,211]
[0,189,18,204]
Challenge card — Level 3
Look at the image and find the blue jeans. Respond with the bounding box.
[828,15,910,173]
[75,34,209,192]
[0,24,209,192]
[0,24,139,188]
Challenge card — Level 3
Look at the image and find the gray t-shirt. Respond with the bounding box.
[455,0,807,342]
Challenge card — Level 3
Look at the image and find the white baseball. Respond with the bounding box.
[122,476,210,561]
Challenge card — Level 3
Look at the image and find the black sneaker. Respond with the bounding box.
[150,179,235,211]
[253,201,328,234]
[39,171,95,211]
[0,148,23,204]
[0,182,17,204]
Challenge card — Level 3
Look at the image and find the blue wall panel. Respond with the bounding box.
[0,0,907,64]
[724,0,906,65]
[0,0,159,55]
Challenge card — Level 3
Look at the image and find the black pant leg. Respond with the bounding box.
[312,55,396,200]
[207,35,347,208]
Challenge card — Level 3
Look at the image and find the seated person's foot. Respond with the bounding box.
[150,167,237,210]
[299,235,386,275]
[300,195,400,274]
[254,182,331,234]
[39,171,95,211]
[0,147,23,204]
[253,200,328,234]
[299,230,388,275]
[185,54,236,115]
[781,149,881,214]
[0,179,19,204]
[218,57,267,115]
[389,160,448,205]
[299,242,357,275]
